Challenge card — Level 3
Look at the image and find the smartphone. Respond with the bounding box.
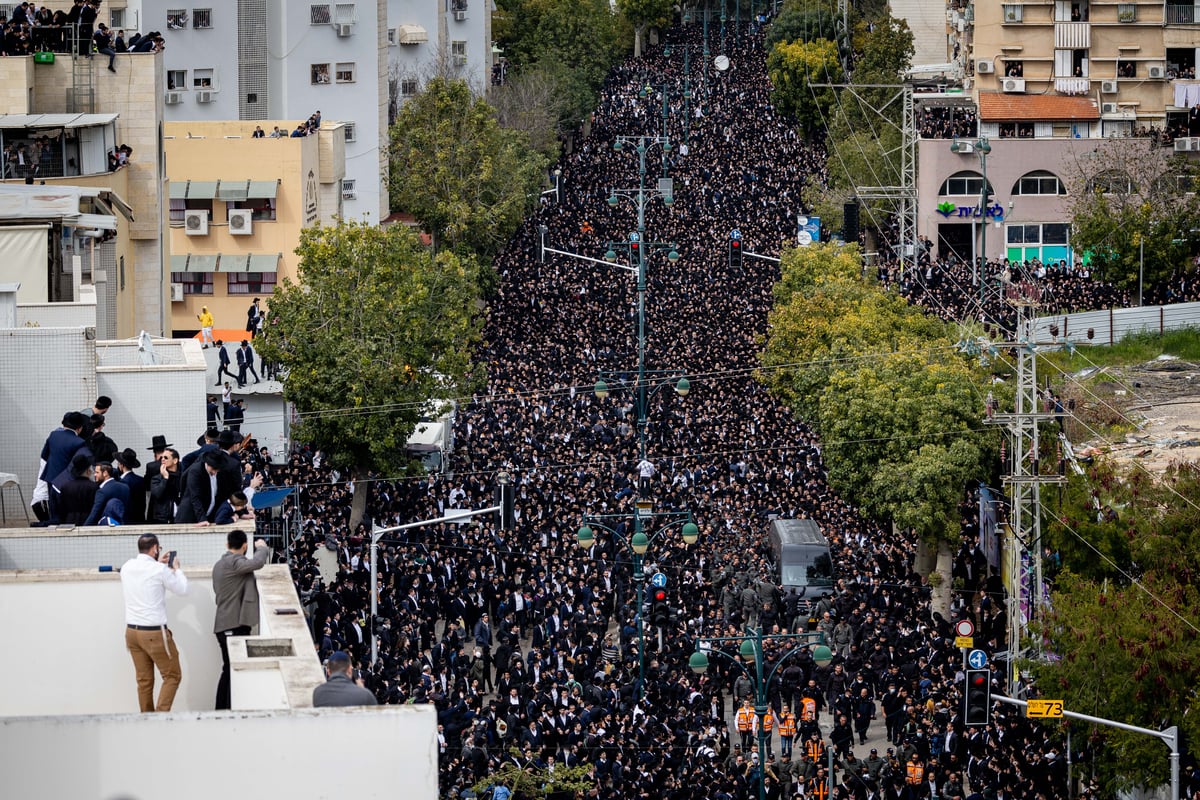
[167,550,177,568]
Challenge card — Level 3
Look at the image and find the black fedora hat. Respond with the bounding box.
[147,434,173,451]
[114,448,142,470]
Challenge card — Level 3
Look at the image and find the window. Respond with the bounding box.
[167,69,187,91]
[387,28,397,45]
[169,198,186,223]
[940,171,990,196]
[1044,223,1070,245]
[335,62,356,83]
[110,8,126,28]
[310,4,331,24]
[1004,61,1023,78]
[311,63,331,84]
[343,122,356,142]
[246,92,258,104]
[230,198,277,221]
[1002,4,1023,22]
[334,2,356,23]
[228,272,277,295]
[452,40,466,57]
[342,178,356,199]
[167,8,188,29]
[171,271,214,295]
[1117,3,1136,21]
[1014,171,1066,195]
[193,68,215,89]
[1090,170,1134,194]
[401,78,418,96]
[192,7,212,28]
[1006,225,1042,245]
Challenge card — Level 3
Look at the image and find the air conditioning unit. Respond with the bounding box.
[195,90,214,103]
[170,282,184,302]
[165,91,183,104]
[976,59,993,74]
[335,23,353,36]
[1101,102,1119,115]
[1002,78,1025,93]
[454,10,466,21]
[228,209,253,235]
[1192,138,1200,151]
[1148,64,1165,79]
[184,210,209,235]
[1100,80,1118,94]
[1175,137,1194,152]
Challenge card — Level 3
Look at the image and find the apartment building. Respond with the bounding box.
[387,0,494,120]
[145,0,388,222]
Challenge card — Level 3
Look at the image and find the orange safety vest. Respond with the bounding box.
[807,778,830,800]
[805,739,825,763]
[906,763,925,785]
[760,711,775,733]
[779,713,797,738]
[800,697,817,722]
[736,707,754,732]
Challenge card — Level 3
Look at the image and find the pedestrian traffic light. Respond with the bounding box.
[964,669,991,726]
[728,237,742,269]
[652,588,669,626]
[629,240,641,262]
[495,472,515,531]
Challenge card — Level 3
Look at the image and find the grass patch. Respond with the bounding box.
[1042,328,1200,373]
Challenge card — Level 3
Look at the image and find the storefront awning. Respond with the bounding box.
[217,180,249,202]
[219,254,250,272]
[246,180,279,199]
[186,181,219,199]
[186,254,219,272]
[398,24,428,44]
[248,253,281,272]
[169,182,188,200]
[170,255,190,271]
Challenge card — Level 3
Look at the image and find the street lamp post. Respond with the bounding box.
[950,135,992,310]
[690,629,834,800]
[578,514,700,700]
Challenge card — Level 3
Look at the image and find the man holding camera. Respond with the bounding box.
[211,531,269,710]
[121,534,188,712]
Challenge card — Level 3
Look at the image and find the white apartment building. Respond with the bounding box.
[144,0,388,222]
[386,0,494,120]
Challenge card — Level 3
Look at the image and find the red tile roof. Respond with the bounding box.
[978,92,1100,121]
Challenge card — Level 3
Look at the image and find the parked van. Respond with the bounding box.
[405,399,456,473]
[768,518,834,594]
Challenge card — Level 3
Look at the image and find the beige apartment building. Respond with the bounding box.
[163,120,345,335]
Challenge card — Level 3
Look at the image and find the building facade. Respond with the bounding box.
[164,120,345,334]
[146,0,387,222]
[386,0,494,122]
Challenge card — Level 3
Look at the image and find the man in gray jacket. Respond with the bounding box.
[211,530,269,709]
[313,651,378,707]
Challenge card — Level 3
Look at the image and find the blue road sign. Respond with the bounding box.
[968,649,988,669]
[651,572,668,588]
[730,229,742,240]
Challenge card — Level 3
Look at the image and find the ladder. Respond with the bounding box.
[69,23,95,113]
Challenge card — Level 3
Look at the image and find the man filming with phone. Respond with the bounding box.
[121,534,188,712]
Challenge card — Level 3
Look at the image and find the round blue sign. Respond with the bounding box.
[650,572,668,588]
[968,649,988,669]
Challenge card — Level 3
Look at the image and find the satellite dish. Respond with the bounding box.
[714,55,730,71]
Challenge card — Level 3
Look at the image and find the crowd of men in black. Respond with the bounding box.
[234,18,1200,800]
[0,1,164,57]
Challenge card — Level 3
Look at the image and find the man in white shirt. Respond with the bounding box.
[637,458,656,496]
[121,534,189,711]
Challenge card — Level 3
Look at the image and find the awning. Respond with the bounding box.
[71,212,118,231]
[170,255,190,271]
[217,180,249,202]
[186,181,219,199]
[187,254,219,272]
[169,182,188,200]
[219,254,250,272]
[398,23,428,44]
[246,180,279,199]
[78,186,134,221]
[0,112,118,129]
[248,253,281,272]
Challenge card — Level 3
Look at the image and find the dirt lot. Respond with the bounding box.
[1066,356,1200,472]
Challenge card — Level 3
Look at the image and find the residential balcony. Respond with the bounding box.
[1055,21,1090,48]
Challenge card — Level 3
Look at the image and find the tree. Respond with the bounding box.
[767,38,842,137]
[1064,139,1200,293]
[256,223,484,530]
[390,77,548,260]
[488,68,565,162]
[472,750,594,799]
[618,0,673,58]
[766,0,839,49]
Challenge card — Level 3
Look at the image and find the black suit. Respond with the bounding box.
[84,478,131,526]
[121,471,147,525]
[149,470,180,523]
[57,476,97,525]
[174,463,217,524]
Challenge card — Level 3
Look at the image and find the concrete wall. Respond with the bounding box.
[17,301,98,329]
[0,705,437,800]
[1033,301,1200,345]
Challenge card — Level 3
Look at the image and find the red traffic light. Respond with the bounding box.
[653,589,667,602]
[970,673,987,687]
[731,240,740,248]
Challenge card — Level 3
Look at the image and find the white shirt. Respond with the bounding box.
[121,553,188,625]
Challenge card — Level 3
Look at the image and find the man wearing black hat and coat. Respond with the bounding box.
[57,453,98,525]
[115,448,146,525]
[175,450,224,525]
[148,447,181,524]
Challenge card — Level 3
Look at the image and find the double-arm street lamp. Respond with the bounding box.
[690,628,834,800]
[950,134,993,305]
[577,511,700,699]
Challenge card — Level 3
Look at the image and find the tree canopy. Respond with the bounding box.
[390,77,548,261]
[256,222,484,528]
[766,38,842,137]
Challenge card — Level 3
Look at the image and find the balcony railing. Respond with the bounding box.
[1166,4,1199,24]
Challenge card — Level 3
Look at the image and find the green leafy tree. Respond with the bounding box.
[1064,139,1200,292]
[256,223,484,530]
[766,0,839,49]
[390,77,548,260]
[472,750,595,798]
[618,0,672,58]
[767,38,842,137]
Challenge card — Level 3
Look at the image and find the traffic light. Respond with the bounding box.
[495,474,515,531]
[964,669,991,726]
[843,201,860,244]
[652,588,669,626]
[728,237,742,269]
[629,240,641,263]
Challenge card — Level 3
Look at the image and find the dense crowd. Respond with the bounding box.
[235,19,1174,800]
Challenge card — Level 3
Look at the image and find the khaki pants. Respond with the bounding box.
[125,626,182,712]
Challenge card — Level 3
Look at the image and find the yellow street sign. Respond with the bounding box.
[954,636,973,649]
[1027,699,1064,718]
